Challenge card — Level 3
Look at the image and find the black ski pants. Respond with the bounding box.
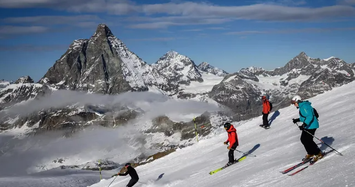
[300,129,321,155]
[126,179,138,187]
[262,113,269,126]
[228,143,238,163]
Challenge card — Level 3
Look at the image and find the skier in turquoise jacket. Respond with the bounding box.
[291,95,323,162]
[297,100,319,129]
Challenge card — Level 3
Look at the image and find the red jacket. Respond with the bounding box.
[226,125,239,147]
[262,99,271,114]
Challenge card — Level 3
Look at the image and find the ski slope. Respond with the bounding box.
[0,81,354,187]
[91,81,355,187]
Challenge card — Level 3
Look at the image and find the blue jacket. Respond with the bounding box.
[298,101,319,129]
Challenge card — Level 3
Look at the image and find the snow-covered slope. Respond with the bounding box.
[90,81,355,187]
[1,73,354,187]
[179,72,224,94]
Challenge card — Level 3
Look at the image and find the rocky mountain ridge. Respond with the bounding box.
[1,24,355,153]
[208,52,355,120]
[197,62,228,77]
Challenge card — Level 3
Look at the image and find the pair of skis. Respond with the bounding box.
[259,124,270,129]
[280,149,335,176]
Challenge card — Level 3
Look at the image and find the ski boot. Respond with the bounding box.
[302,154,314,161]
[312,152,324,163]
[225,160,237,167]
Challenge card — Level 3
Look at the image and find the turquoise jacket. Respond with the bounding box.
[298,101,319,129]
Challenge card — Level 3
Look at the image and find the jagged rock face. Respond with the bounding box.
[274,52,317,75]
[0,83,49,110]
[298,59,355,98]
[38,24,170,94]
[14,76,34,84]
[5,109,99,133]
[208,53,355,120]
[1,102,141,134]
[237,67,264,81]
[152,51,203,86]
[39,25,132,94]
[146,114,212,141]
[208,74,262,120]
[197,62,228,76]
[106,33,169,92]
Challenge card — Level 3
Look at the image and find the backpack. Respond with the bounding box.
[269,102,273,111]
[313,108,319,119]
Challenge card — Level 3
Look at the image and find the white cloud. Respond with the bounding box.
[1,1,354,23]
[2,90,221,119]
[130,37,177,41]
[262,0,307,6]
[338,0,355,5]
[127,16,232,29]
[0,44,67,51]
[2,15,101,25]
[225,27,355,35]
[0,26,48,35]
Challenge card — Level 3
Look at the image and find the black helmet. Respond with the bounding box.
[125,163,131,167]
[224,122,231,130]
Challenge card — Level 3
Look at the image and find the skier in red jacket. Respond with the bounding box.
[223,122,239,166]
[260,95,271,129]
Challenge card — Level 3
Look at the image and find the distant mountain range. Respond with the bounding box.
[1,23,355,147]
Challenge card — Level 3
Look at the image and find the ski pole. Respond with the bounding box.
[108,176,117,187]
[295,122,343,156]
[99,160,102,180]
[193,118,199,142]
[235,149,256,157]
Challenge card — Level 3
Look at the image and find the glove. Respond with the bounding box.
[298,125,304,131]
[292,118,300,124]
[224,141,228,145]
[299,123,306,131]
[227,146,231,150]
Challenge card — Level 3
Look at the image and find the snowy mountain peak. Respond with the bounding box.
[92,24,114,39]
[324,56,336,61]
[294,51,311,61]
[159,50,193,64]
[153,51,202,85]
[14,76,34,84]
[198,62,209,68]
[156,50,197,67]
[298,51,308,57]
[166,50,179,56]
[240,66,265,74]
[280,51,313,73]
[39,23,157,93]
[69,39,88,50]
[197,62,228,77]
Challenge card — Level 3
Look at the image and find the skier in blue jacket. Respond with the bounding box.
[291,95,323,162]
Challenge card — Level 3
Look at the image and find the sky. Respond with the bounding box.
[0,0,355,82]
[0,70,354,187]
